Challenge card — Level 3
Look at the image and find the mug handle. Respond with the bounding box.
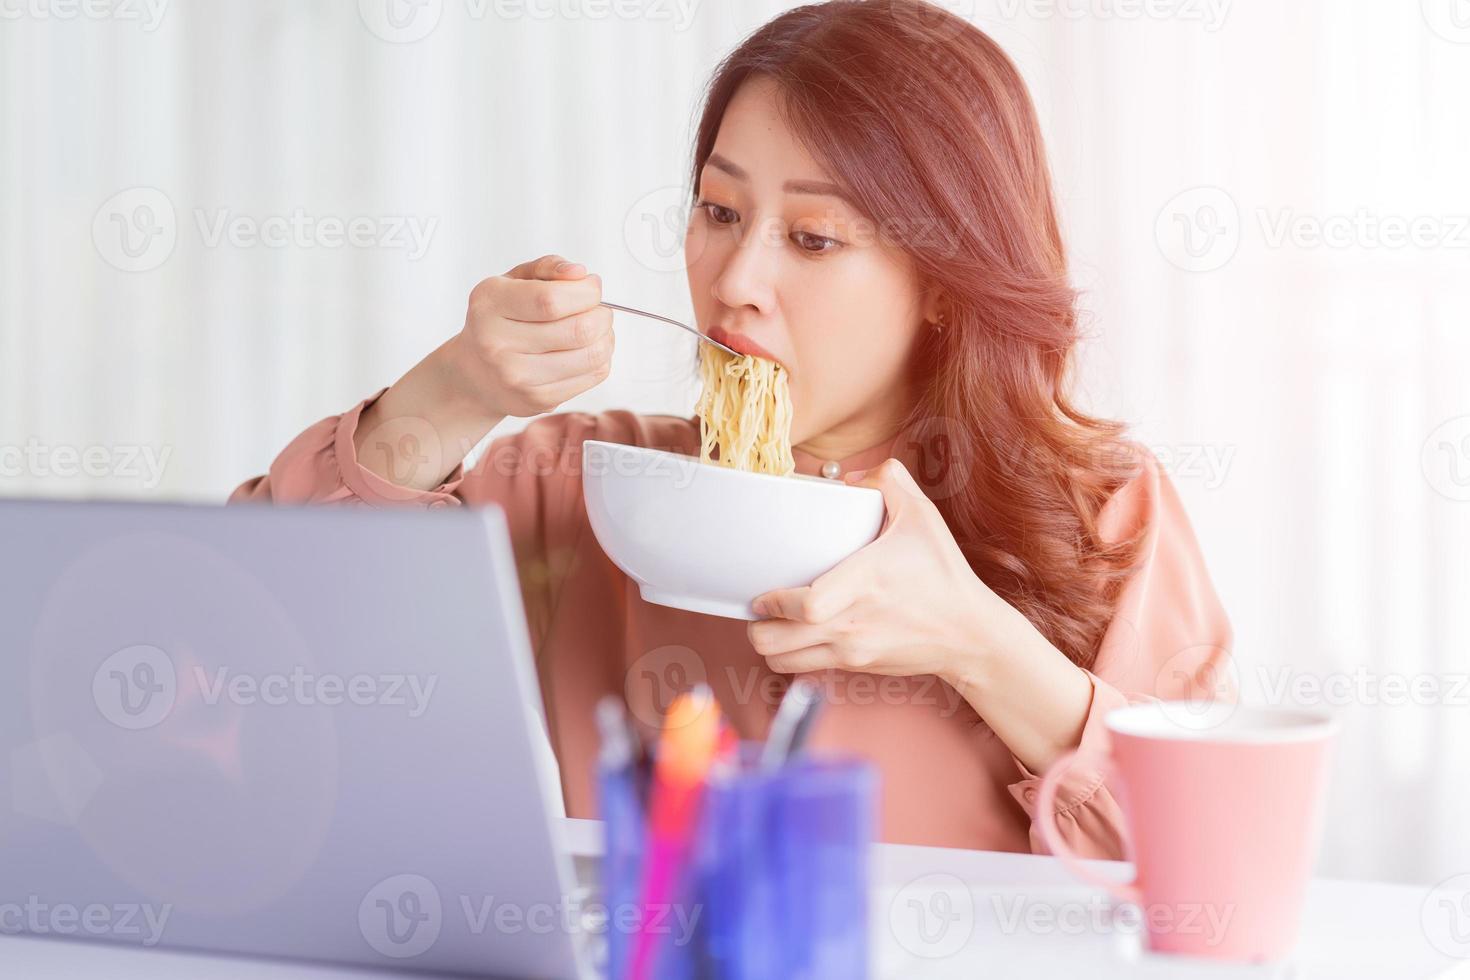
[1033,747,1143,906]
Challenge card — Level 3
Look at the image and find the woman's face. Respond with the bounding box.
[684,75,933,450]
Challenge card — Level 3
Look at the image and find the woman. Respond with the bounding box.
[233,0,1232,858]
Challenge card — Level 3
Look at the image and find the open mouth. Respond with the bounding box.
[707,325,781,364]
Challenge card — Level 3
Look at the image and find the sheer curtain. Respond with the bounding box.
[3,0,1466,884]
[992,0,1470,886]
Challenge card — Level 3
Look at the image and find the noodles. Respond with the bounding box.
[694,344,795,476]
[694,345,795,475]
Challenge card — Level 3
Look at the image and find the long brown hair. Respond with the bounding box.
[689,0,1144,671]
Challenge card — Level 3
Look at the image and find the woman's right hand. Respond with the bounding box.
[352,254,614,493]
[444,254,614,419]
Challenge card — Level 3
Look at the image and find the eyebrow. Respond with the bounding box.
[704,153,855,208]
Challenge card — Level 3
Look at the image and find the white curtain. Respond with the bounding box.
[3,0,1467,885]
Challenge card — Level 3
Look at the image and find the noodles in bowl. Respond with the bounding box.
[581,438,885,619]
[579,336,884,619]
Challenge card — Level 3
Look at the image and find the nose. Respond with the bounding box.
[710,214,780,316]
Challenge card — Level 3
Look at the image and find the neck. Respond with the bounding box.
[795,380,918,462]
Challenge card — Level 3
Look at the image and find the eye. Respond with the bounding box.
[792,230,842,254]
[696,200,739,225]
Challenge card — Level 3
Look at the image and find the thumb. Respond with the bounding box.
[842,459,919,518]
[841,464,902,535]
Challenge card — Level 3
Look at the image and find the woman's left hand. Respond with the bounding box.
[748,458,1025,687]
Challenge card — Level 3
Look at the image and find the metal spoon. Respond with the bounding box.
[599,301,740,357]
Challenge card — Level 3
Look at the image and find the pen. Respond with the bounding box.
[629,684,721,980]
[596,696,638,774]
[759,675,824,771]
[616,701,653,808]
[692,720,739,980]
[596,696,646,980]
[713,722,739,773]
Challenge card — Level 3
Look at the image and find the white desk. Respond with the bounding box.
[2,819,1463,979]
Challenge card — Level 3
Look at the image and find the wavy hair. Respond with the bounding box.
[689,0,1145,670]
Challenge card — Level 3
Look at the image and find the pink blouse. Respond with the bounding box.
[231,392,1234,859]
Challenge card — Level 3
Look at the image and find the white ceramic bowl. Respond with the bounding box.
[581,439,886,620]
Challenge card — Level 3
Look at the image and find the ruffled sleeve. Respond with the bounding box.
[1004,446,1237,859]
[229,392,695,648]
[228,389,465,507]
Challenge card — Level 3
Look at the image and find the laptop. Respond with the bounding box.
[0,499,590,979]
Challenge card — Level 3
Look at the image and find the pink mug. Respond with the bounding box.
[1035,701,1337,962]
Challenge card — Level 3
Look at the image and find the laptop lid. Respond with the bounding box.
[0,499,587,979]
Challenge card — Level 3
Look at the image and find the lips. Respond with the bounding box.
[707,325,781,364]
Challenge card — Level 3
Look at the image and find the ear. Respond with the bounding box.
[919,285,947,325]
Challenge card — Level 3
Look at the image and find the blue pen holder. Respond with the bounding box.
[601,751,877,980]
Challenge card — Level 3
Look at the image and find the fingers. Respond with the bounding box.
[763,647,839,675]
[454,255,613,419]
[753,587,812,622]
[504,253,586,281]
[748,615,832,657]
[504,325,615,387]
[844,457,920,497]
[754,553,869,625]
[844,457,925,530]
[521,371,609,410]
[477,265,602,322]
[508,305,614,355]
